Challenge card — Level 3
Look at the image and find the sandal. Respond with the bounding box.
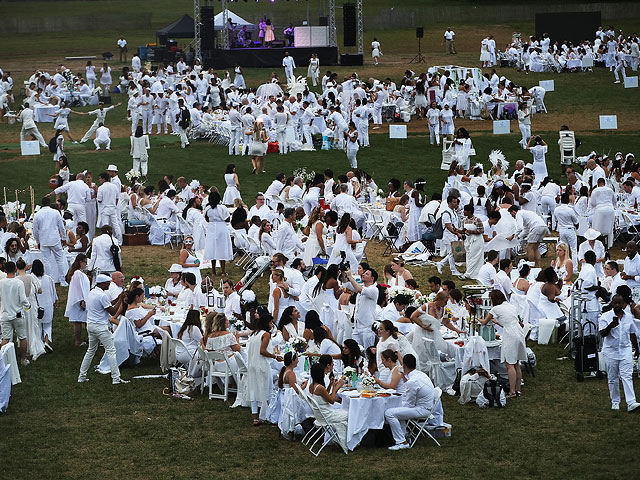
[516,391,522,397]
[252,419,263,427]
[506,393,517,399]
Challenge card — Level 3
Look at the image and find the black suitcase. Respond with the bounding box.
[572,320,604,382]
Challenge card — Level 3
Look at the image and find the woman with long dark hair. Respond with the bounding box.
[64,254,90,346]
[278,305,301,342]
[222,163,241,205]
[175,310,203,365]
[308,362,348,453]
[124,287,159,356]
[327,213,360,274]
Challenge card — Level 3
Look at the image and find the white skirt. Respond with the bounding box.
[204,221,233,261]
[222,186,241,205]
[251,140,266,156]
[372,48,380,58]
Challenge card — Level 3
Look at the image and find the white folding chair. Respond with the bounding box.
[203,350,235,401]
[422,338,456,390]
[305,394,346,455]
[558,131,576,166]
[405,387,443,448]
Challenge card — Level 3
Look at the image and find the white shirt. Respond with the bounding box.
[265,180,285,199]
[477,262,497,287]
[97,182,119,212]
[88,106,114,124]
[623,253,640,282]
[577,263,600,311]
[96,125,111,141]
[86,287,113,324]
[224,291,242,320]
[107,282,123,301]
[495,270,512,299]
[19,107,37,129]
[590,186,616,209]
[282,55,296,70]
[54,179,90,205]
[599,309,637,360]
[88,234,117,272]
[117,38,127,48]
[155,197,179,221]
[354,284,378,331]
[248,204,272,221]
[554,204,578,229]
[444,30,455,40]
[402,369,436,410]
[515,210,547,238]
[33,206,65,247]
[0,277,30,320]
[274,221,304,259]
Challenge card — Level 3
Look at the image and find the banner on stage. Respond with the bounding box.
[20,141,40,156]
[539,80,554,92]
[492,120,510,135]
[599,115,618,130]
[624,76,638,89]
[389,125,407,139]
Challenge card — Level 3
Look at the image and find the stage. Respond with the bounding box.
[207,46,338,69]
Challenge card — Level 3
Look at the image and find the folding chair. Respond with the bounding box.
[305,394,347,455]
[422,338,456,390]
[558,131,576,166]
[405,387,443,448]
[203,350,235,401]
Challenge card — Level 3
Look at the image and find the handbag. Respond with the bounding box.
[109,235,122,272]
[450,240,465,262]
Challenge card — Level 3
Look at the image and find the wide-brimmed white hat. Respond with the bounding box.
[96,274,112,284]
[168,264,182,273]
[584,228,601,241]
[107,164,118,172]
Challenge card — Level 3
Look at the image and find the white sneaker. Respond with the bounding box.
[614,80,621,84]
[388,442,411,451]
[95,147,100,150]
[78,377,89,383]
[628,402,640,412]
[436,262,443,274]
[611,403,620,410]
[112,378,130,385]
[21,358,30,366]
[106,147,111,150]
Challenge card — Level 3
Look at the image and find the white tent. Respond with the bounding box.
[214,10,256,30]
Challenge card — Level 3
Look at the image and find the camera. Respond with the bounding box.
[337,251,350,276]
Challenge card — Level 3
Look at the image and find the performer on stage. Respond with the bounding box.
[265,19,275,47]
[284,23,295,47]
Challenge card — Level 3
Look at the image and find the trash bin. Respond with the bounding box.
[138,46,148,61]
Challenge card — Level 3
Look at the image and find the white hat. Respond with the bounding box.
[96,274,112,284]
[168,264,183,273]
[584,228,601,241]
[107,164,118,172]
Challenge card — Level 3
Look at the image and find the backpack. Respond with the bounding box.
[48,136,58,153]
[432,216,444,240]
[477,378,506,408]
[109,236,122,272]
[178,107,191,129]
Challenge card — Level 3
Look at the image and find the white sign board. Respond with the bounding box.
[20,141,40,156]
[539,80,555,92]
[625,76,638,88]
[389,124,407,139]
[493,120,510,135]
[599,115,618,130]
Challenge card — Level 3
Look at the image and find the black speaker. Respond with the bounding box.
[343,3,356,47]
[158,33,168,46]
[416,27,424,38]
[319,16,328,26]
[340,53,363,66]
[201,6,215,50]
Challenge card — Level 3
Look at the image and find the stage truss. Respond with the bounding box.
[193,0,362,56]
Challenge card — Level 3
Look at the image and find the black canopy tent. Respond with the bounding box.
[156,14,195,41]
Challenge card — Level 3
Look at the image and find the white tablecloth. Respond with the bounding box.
[449,338,502,370]
[339,392,402,450]
[34,106,57,123]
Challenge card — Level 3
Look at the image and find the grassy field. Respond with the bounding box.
[1,4,640,478]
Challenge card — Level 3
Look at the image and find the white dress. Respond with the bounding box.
[410,309,449,371]
[278,383,311,437]
[246,332,273,405]
[182,248,202,286]
[407,192,424,242]
[480,42,491,62]
[328,231,358,274]
[311,388,349,453]
[234,67,246,89]
[463,218,484,280]
[303,221,326,265]
[307,58,320,86]
[64,270,89,323]
[489,303,527,364]
[22,274,45,361]
[204,205,233,261]
[54,107,71,131]
[125,306,156,355]
[222,173,241,205]
[273,286,290,322]
[529,145,548,180]
[371,41,381,58]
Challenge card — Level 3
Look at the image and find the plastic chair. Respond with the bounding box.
[559,131,576,166]
[422,338,456,390]
[203,350,235,401]
[305,394,347,455]
[405,387,443,448]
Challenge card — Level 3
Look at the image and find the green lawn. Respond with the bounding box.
[2,6,640,478]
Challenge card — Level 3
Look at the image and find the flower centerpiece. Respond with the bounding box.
[148,285,166,297]
[388,286,414,307]
[360,373,377,394]
[292,167,316,182]
[289,336,307,354]
[125,168,141,183]
[343,366,356,377]
[412,294,429,307]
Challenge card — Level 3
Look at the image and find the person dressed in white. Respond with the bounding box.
[555,193,579,260]
[621,240,640,288]
[138,88,153,134]
[444,28,456,54]
[47,172,90,224]
[526,135,548,182]
[203,192,233,277]
[32,197,67,284]
[77,275,128,384]
[228,103,242,156]
[274,105,290,155]
[88,225,120,275]
[437,195,463,276]
[130,125,150,175]
[18,103,47,148]
[385,354,442,451]
[96,172,122,244]
[590,177,616,248]
[131,54,141,73]
[426,102,441,145]
[510,205,549,268]
[517,102,531,149]
[94,123,111,150]
[282,52,296,84]
[0,262,31,365]
[345,121,359,169]
[599,294,640,411]
[371,38,382,65]
[275,208,305,262]
[307,53,320,86]
[578,251,601,334]
[346,268,378,349]
[79,101,121,144]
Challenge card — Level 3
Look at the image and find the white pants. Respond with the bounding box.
[540,196,556,228]
[519,123,531,148]
[141,110,153,134]
[429,124,440,145]
[41,244,67,283]
[94,137,111,149]
[68,202,87,224]
[352,327,375,350]
[373,105,382,124]
[302,124,312,145]
[285,67,295,84]
[385,406,429,444]
[178,126,189,148]
[631,56,639,72]
[79,323,121,382]
[81,121,101,143]
[21,126,47,147]
[99,209,123,244]
[133,156,148,175]
[438,241,459,274]
[346,146,358,169]
[558,227,577,261]
[592,205,615,247]
[357,122,369,147]
[130,112,140,135]
[614,64,627,82]
[251,400,268,421]
[242,134,252,155]
[229,127,241,155]
[169,109,178,132]
[277,127,287,154]
[605,354,636,406]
